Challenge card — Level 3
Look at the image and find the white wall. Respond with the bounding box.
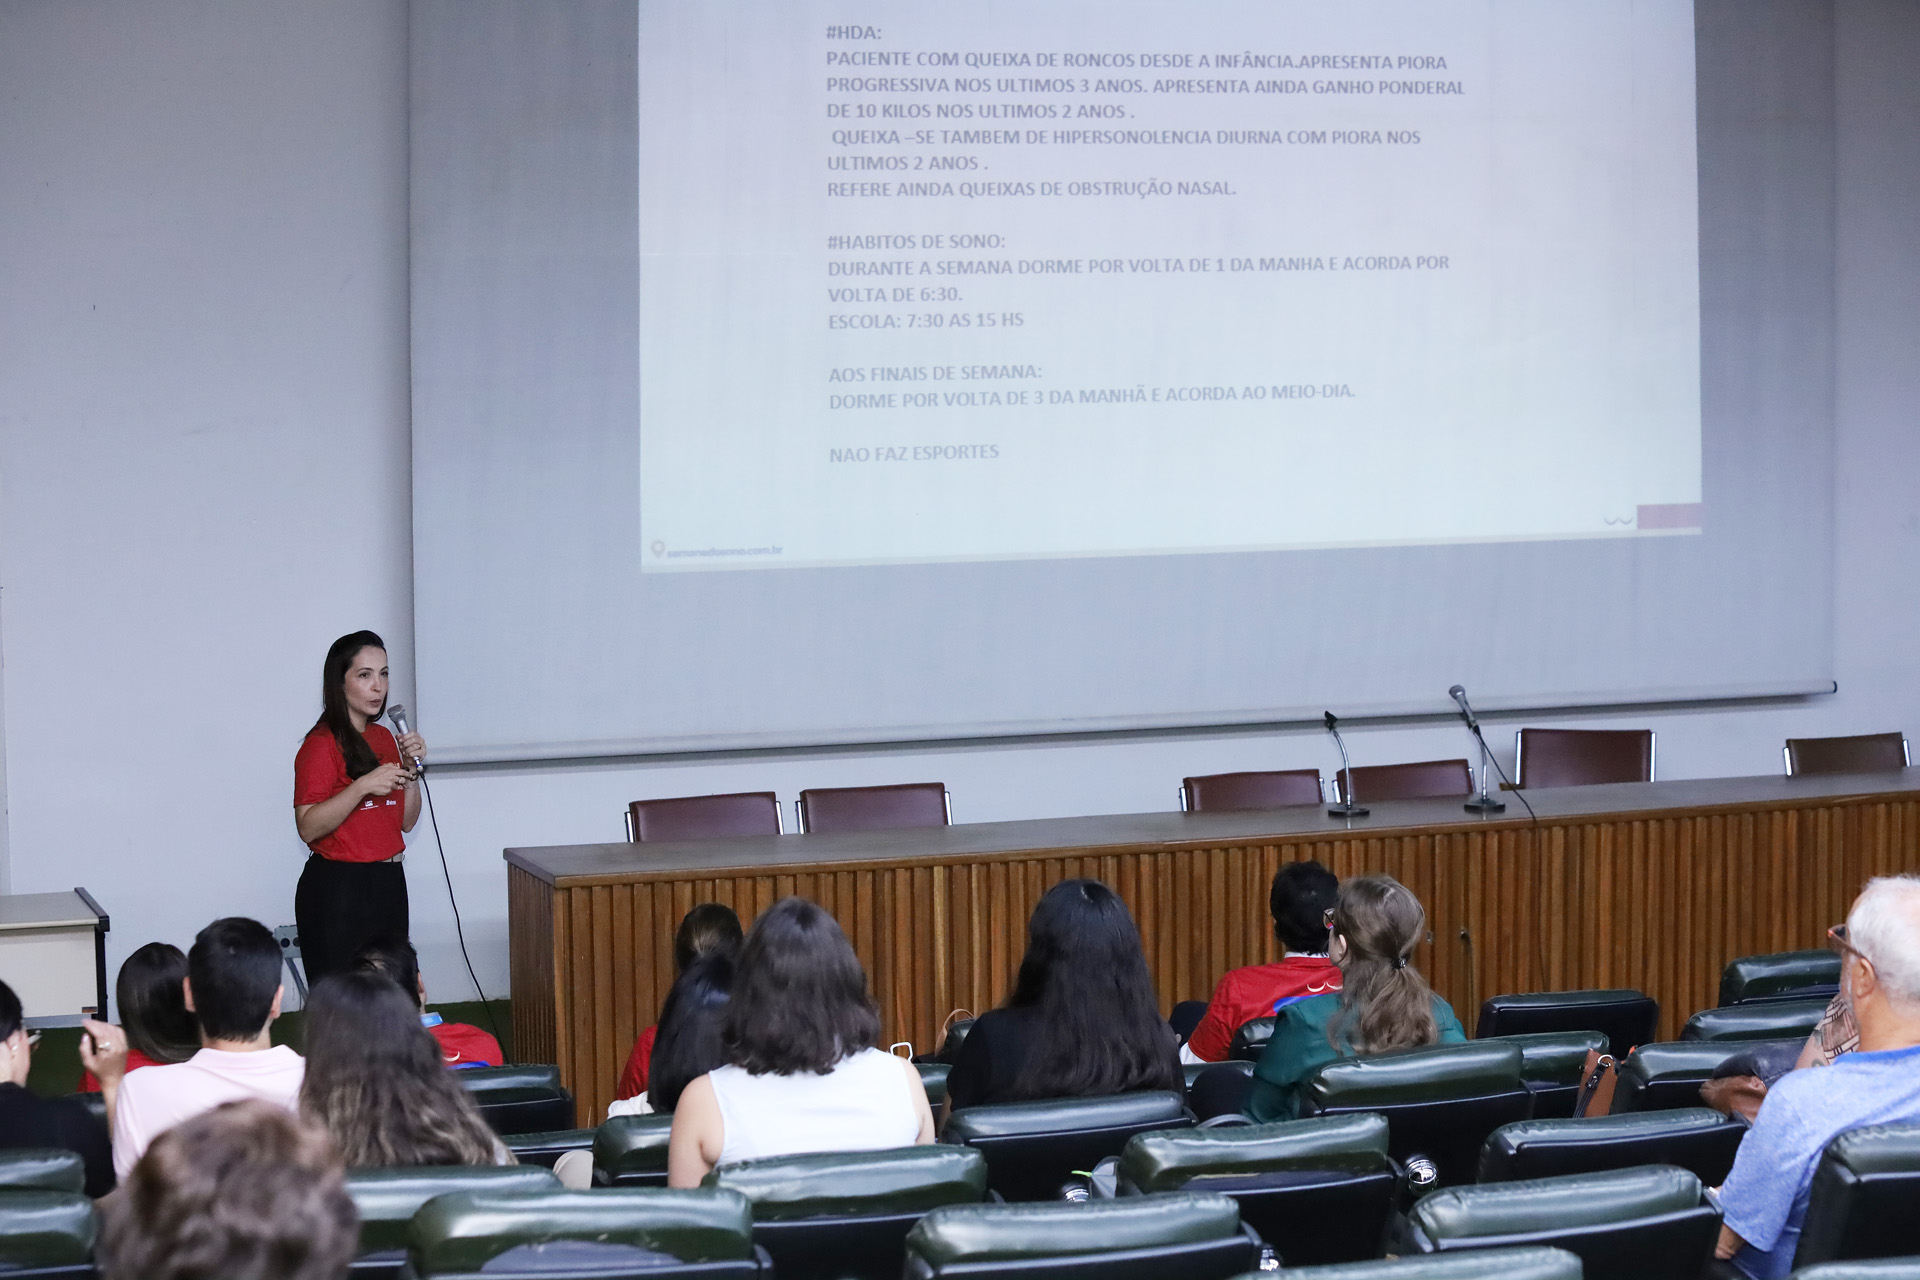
[0,0,412,998]
[1,0,1914,1007]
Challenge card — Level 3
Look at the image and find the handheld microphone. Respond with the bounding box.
[1448,684,1479,732]
[1322,711,1369,819]
[1447,686,1505,813]
[386,703,424,772]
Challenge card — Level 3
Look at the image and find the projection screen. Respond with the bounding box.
[410,0,1834,762]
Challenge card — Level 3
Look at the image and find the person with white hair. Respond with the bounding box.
[1714,875,1920,1278]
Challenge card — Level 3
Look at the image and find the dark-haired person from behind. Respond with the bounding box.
[559,951,735,1187]
[646,951,734,1114]
[1248,874,1465,1121]
[98,1099,357,1280]
[107,917,305,1179]
[944,878,1182,1113]
[293,630,426,984]
[616,902,742,1100]
[79,941,201,1092]
[1184,860,1342,1064]
[300,970,507,1166]
[353,935,502,1068]
[0,977,116,1196]
[667,897,934,1186]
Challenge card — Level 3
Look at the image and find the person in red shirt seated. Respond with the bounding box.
[351,937,501,1069]
[80,942,202,1093]
[1182,860,1343,1064]
[615,903,743,1101]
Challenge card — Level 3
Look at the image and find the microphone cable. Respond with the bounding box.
[1469,728,1551,990]
[416,768,508,1056]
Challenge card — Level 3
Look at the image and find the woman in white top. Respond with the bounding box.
[668,897,935,1186]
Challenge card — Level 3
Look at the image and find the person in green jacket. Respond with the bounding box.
[1248,874,1465,1121]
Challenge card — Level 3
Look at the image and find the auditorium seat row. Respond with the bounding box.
[6,1116,1918,1280]
[624,730,1908,841]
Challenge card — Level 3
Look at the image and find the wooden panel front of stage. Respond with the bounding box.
[507,771,1920,1123]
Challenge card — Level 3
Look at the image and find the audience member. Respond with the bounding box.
[108,917,305,1178]
[617,902,742,1100]
[558,951,737,1188]
[97,1098,357,1280]
[299,970,507,1167]
[0,978,115,1196]
[1183,860,1342,1064]
[1715,875,1920,1279]
[78,942,200,1093]
[1248,874,1464,1121]
[352,935,501,1068]
[944,878,1182,1112]
[640,950,735,1115]
[666,897,932,1186]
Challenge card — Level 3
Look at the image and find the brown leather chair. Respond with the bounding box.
[1784,732,1910,777]
[626,792,782,842]
[1337,758,1473,804]
[1514,729,1654,789]
[797,782,950,834]
[1181,769,1322,812]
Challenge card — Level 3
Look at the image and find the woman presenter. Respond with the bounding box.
[293,631,425,984]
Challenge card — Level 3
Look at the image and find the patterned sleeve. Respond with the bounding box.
[1813,994,1858,1065]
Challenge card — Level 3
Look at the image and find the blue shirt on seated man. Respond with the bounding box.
[1716,874,1920,1279]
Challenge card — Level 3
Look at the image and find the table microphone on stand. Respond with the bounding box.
[1449,685,1506,813]
[1324,711,1369,818]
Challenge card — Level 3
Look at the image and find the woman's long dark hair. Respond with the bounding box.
[648,951,734,1112]
[1326,874,1441,1055]
[298,972,499,1168]
[116,943,200,1065]
[723,897,880,1075]
[314,630,386,780]
[1003,879,1181,1101]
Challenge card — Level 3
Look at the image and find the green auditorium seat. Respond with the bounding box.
[902,1191,1261,1280]
[1790,1123,1920,1268]
[1260,1245,1584,1280]
[503,1127,596,1168]
[0,1189,96,1279]
[1475,989,1659,1061]
[942,1090,1191,1201]
[345,1165,559,1278]
[1406,1164,1720,1280]
[1792,1263,1920,1280]
[1477,1107,1746,1184]
[457,1063,577,1135]
[1720,950,1842,1007]
[709,1145,988,1280]
[0,1151,84,1194]
[61,1093,105,1128]
[1301,1040,1532,1188]
[1481,1030,1610,1119]
[593,1112,676,1187]
[1683,998,1829,1043]
[918,1062,951,1109]
[1185,1059,1257,1090]
[934,1018,975,1062]
[1229,1016,1277,1062]
[407,1186,767,1279]
[1116,1113,1396,1266]
[1610,1039,1803,1113]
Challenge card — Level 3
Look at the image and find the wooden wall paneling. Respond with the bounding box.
[551,887,576,1102]
[506,867,557,1066]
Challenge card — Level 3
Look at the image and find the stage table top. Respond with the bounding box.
[506,768,1920,887]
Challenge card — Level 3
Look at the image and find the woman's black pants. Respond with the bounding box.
[294,856,409,987]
